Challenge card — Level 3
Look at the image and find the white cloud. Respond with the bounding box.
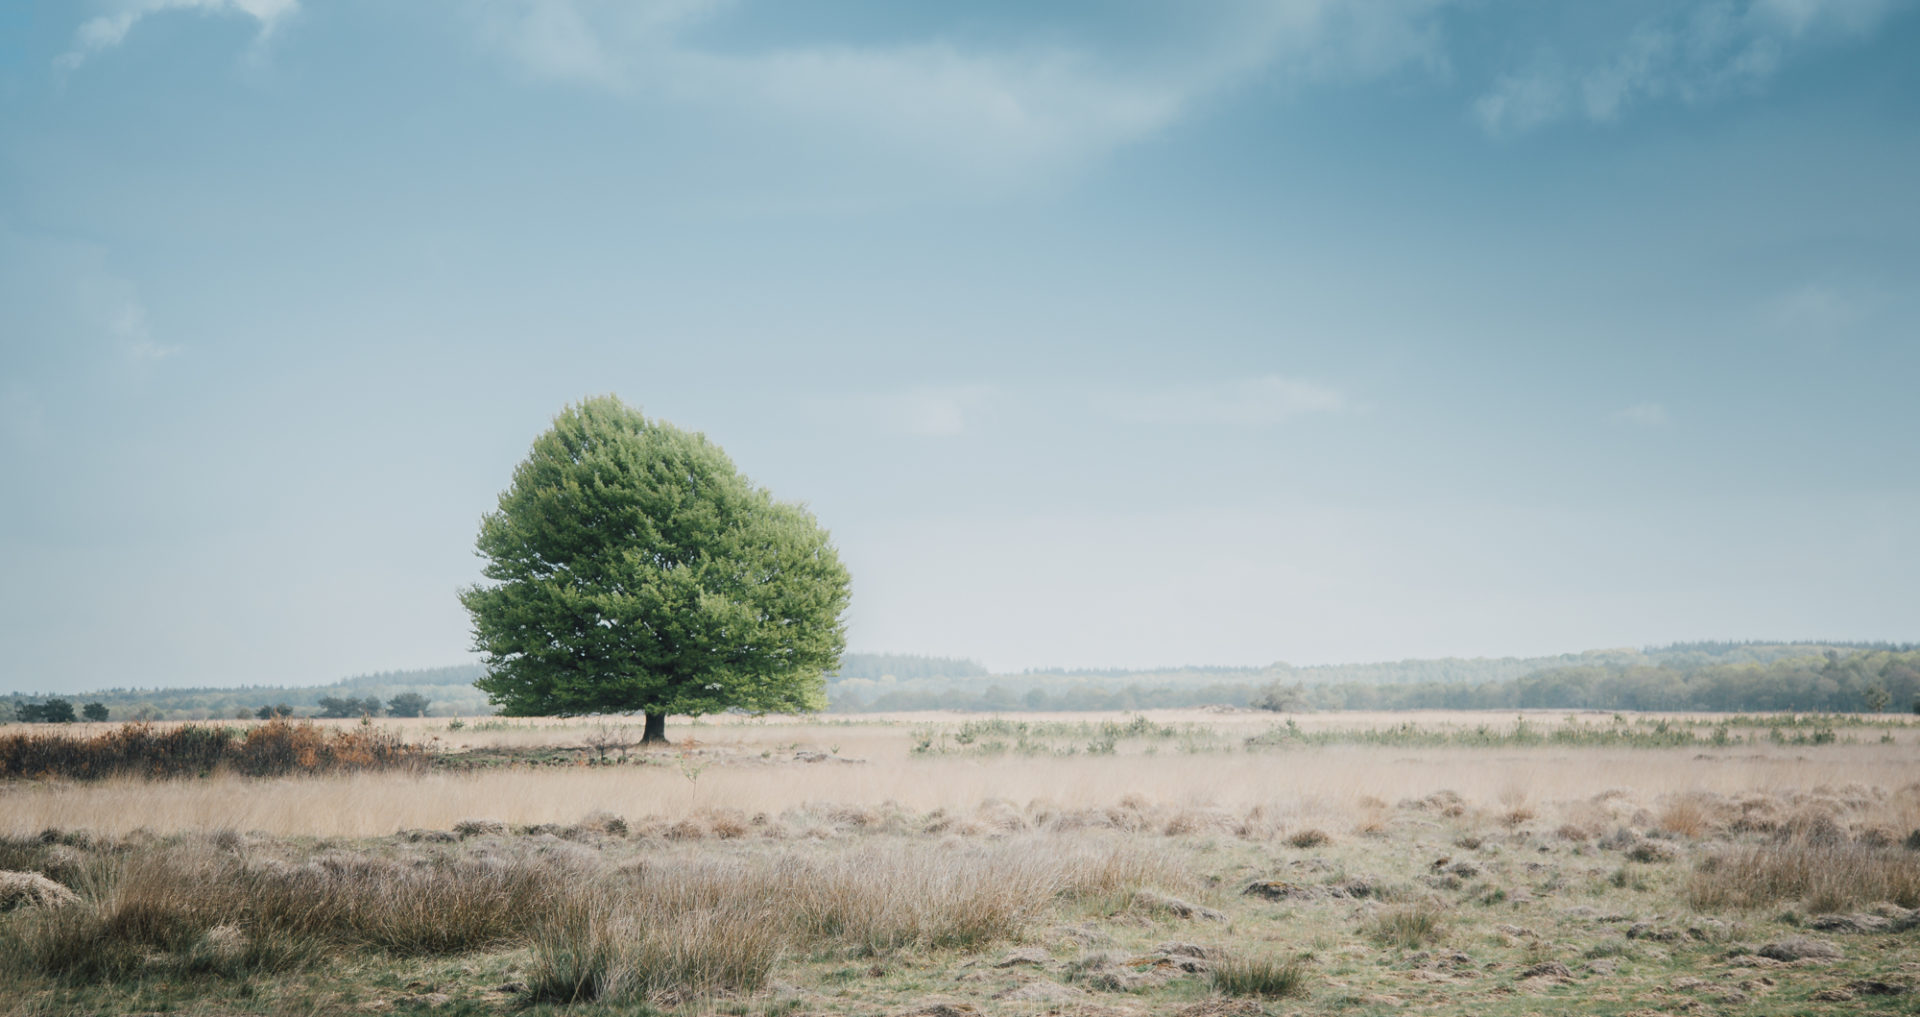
[1475,65,1568,136]
[1473,0,1908,134]
[894,384,994,437]
[1767,281,1873,339]
[1116,375,1350,427]
[1611,402,1669,427]
[58,0,299,70]
[112,304,182,361]
[470,0,1460,179]
[0,223,180,370]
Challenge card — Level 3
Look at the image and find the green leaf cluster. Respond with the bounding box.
[461,396,849,722]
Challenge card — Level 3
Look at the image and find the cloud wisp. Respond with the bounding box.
[57,0,299,70]
[1474,0,1908,135]
[1116,374,1351,427]
[469,0,1460,180]
[1611,402,1670,427]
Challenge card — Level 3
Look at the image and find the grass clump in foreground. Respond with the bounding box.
[1687,837,1920,912]
[1363,901,1448,949]
[1209,953,1309,998]
[527,888,782,1004]
[2,833,1183,1009]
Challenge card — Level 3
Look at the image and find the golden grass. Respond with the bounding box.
[3,736,1914,839]
[2,831,1180,1005]
[1687,839,1920,912]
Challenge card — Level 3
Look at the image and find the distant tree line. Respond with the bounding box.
[1271,649,1920,714]
[2,668,473,722]
[825,648,1920,715]
[827,682,1263,713]
[828,654,989,681]
[4,699,111,724]
[6,694,430,724]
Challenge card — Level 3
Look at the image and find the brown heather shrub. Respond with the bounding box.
[666,816,710,841]
[0,720,424,781]
[1657,793,1719,839]
[1729,793,1782,834]
[1353,816,1389,839]
[1778,807,1846,846]
[1687,840,1920,912]
[1501,805,1536,828]
[705,809,751,839]
[1288,828,1331,849]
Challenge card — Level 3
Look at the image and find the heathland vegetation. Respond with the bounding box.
[1,711,1916,1015]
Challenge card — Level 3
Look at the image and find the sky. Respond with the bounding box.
[2,0,1917,693]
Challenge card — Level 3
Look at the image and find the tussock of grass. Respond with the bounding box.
[1364,902,1448,949]
[0,839,567,984]
[528,837,1178,1002]
[1687,839,1920,911]
[527,888,782,1004]
[2,832,1176,1006]
[1288,828,1331,848]
[1210,953,1309,998]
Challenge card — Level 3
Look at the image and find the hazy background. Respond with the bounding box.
[3,1,1917,692]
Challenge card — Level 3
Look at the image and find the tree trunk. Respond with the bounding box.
[640,711,669,745]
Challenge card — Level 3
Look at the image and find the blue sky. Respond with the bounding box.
[2,0,1917,692]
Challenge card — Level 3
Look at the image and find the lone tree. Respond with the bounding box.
[461,396,850,743]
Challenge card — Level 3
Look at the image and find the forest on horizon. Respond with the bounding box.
[5,641,1915,722]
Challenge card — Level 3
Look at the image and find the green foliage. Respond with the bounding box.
[256,704,294,720]
[1252,681,1306,712]
[1302,647,1920,713]
[823,642,1920,714]
[315,695,381,718]
[17,699,76,724]
[385,692,430,717]
[461,396,850,735]
[79,702,108,722]
[0,666,490,724]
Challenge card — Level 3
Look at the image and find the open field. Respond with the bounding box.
[3,711,1919,1016]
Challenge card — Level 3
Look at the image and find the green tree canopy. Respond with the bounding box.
[386,692,431,718]
[461,396,850,742]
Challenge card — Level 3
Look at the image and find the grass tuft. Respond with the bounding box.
[1364,901,1448,949]
[1210,953,1309,998]
[1688,840,1920,912]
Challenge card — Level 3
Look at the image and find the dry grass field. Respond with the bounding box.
[3,709,1918,1016]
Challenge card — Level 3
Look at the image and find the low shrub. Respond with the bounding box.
[1363,901,1447,949]
[1210,953,1309,998]
[0,720,425,781]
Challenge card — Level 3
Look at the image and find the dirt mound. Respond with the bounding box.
[1757,936,1842,961]
[0,870,79,912]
